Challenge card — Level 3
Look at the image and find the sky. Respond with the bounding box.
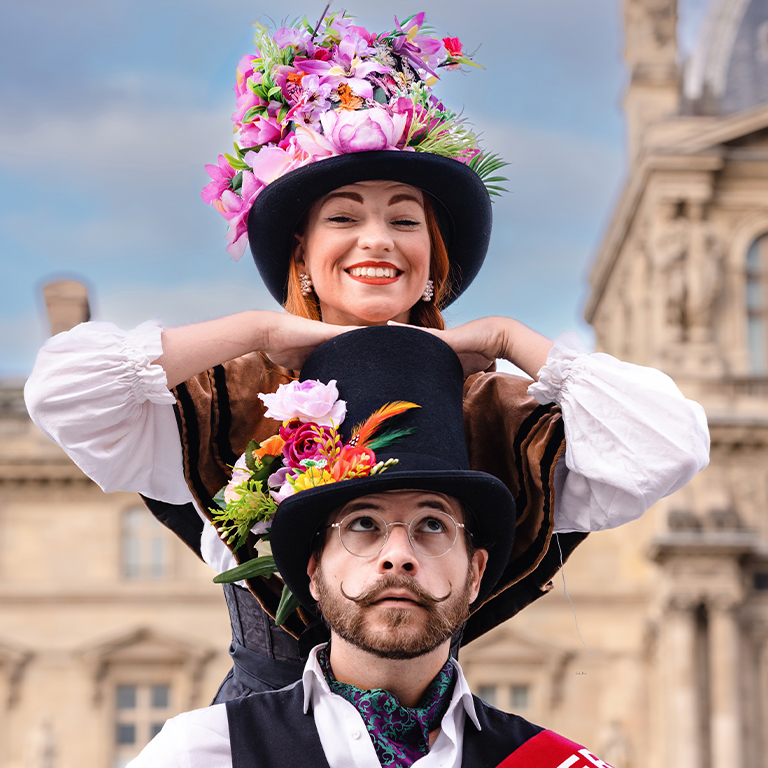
[1,0,711,378]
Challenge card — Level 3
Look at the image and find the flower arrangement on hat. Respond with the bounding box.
[209,376,419,624]
[202,9,507,259]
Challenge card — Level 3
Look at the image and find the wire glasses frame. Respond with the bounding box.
[329,509,466,558]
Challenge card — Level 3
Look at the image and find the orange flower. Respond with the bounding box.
[253,434,286,458]
[337,83,363,111]
[330,444,376,481]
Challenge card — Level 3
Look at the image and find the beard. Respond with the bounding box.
[312,565,475,660]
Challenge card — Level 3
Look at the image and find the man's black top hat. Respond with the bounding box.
[270,325,516,612]
[247,151,492,307]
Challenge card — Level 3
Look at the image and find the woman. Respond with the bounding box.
[24,11,709,702]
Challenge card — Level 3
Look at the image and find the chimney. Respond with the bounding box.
[42,281,91,336]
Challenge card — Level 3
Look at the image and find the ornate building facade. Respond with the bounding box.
[7,3,768,766]
[0,282,232,768]
[466,3,768,768]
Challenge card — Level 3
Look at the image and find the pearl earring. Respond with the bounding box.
[421,279,434,302]
[299,273,313,297]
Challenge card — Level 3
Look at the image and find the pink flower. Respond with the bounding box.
[235,54,258,99]
[244,145,307,186]
[271,481,296,504]
[320,108,407,154]
[282,422,334,469]
[223,454,251,503]
[201,155,235,205]
[259,379,347,427]
[239,112,282,147]
[215,171,265,261]
[294,124,335,159]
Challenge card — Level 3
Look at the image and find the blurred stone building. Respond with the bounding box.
[7,2,768,767]
[0,282,232,768]
[467,2,768,768]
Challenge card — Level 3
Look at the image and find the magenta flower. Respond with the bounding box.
[239,112,282,148]
[320,108,408,154]
[282,422,334,469]
[201,155,235,205]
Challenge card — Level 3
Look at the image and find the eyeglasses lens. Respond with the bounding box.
[338,510,459,557]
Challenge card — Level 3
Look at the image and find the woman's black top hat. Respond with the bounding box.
[247,151,492,307]
[270,325,516,612]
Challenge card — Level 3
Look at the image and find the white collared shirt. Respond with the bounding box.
[127,644,481,768]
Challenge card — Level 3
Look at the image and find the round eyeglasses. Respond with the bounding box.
[330,510,465,558]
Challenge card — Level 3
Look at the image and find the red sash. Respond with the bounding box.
[498,730,614,768]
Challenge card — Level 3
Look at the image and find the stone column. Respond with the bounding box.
[708,598,742,768]
[662,597,702,768]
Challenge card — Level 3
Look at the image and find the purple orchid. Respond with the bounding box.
[391,13,446,77]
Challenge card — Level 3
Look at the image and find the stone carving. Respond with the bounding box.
[650,202,725,347]
[624,0,677,74]
[651,203,689,343]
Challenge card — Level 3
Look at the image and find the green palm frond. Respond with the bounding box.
[468,151,510,197]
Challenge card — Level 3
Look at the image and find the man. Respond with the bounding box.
[128,326,616,767]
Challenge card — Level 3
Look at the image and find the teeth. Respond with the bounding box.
[349,266,398,278]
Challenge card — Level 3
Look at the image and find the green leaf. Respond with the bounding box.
[230,171,243,195]
[275,584,301,626]
[244,440,259,473]
[251,453,281,483]
[267,85,283,100]
[243,105,267,123]
[373,87,388,105]
[252,84,268,100]
[224,153,250,171]
[212,486,228,511]
[278,104,290,123]
[213,555,277,584]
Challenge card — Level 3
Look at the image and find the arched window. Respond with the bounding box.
[121,506,168,580]
[746,235,768,374]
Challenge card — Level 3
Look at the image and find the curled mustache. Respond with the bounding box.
[339,574,452,607]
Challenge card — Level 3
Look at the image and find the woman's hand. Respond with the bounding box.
[389,317,553,379]
[261,313,355,370]
[157,310,355,388]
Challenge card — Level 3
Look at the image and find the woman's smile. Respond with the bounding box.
[345,260,403,284]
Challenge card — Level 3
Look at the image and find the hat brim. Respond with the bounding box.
[247,151,492,307]
[269,468,515,615]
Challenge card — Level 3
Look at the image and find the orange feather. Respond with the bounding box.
[350,401,420,447]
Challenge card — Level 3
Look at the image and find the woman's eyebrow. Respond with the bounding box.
[388,193,423,207]
[323,191,364,204]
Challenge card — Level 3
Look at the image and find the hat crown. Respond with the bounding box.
[299,326,468,472]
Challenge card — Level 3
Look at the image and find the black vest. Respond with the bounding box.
[226,681,543,768]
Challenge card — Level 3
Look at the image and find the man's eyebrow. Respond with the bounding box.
[415,499,453,512]
[388,193,423,207]
[340,499,386,514]
[323,191,364,204]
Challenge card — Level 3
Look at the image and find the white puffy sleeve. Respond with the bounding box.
[528,333,710,532]
[24,319,193,505]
